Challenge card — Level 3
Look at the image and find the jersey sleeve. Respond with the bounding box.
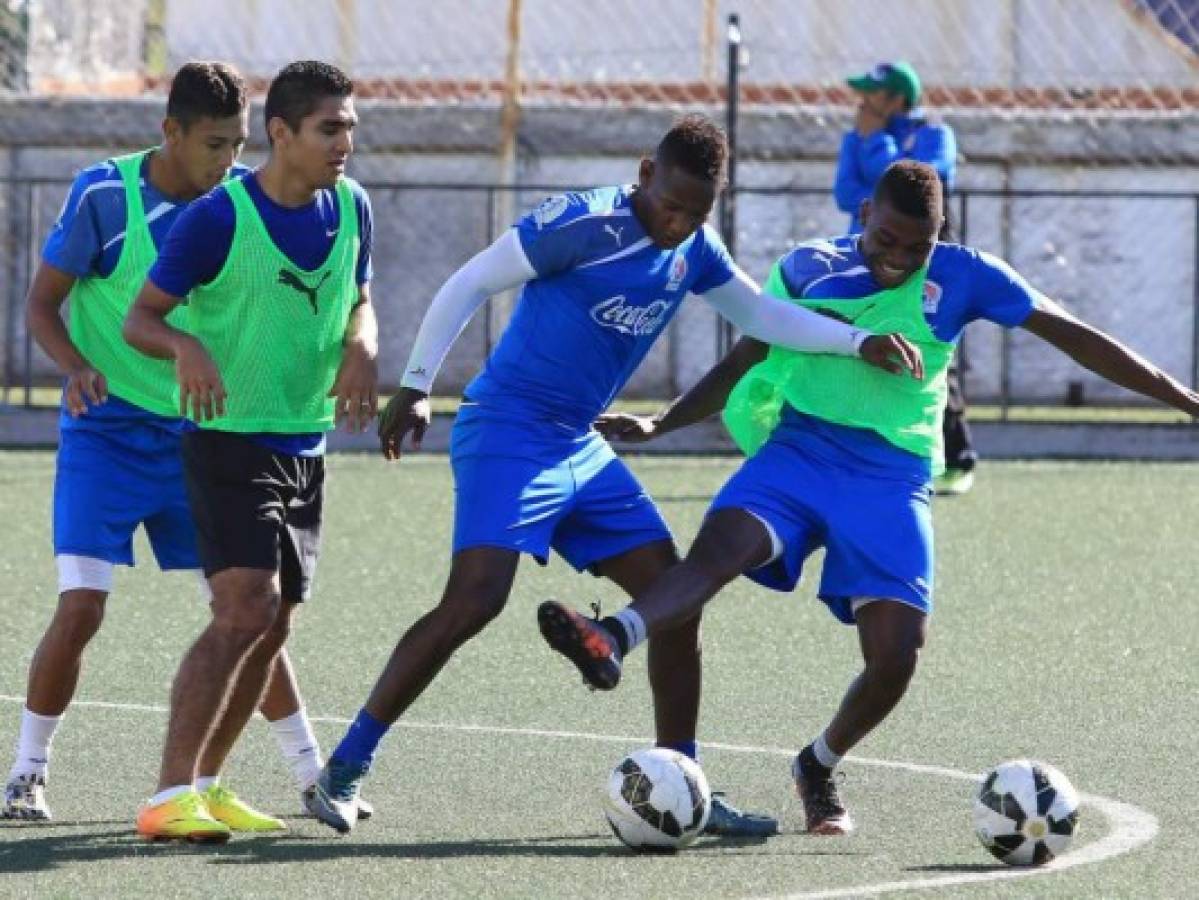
[964,250,1043,327]
[41,165,111,277]
[147,189,236,298]
[349,179,373,285]
[689,224,737,294]
[512,192,595,277]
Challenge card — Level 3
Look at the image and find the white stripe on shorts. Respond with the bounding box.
[744,510,784,567]
[55,555,114,593]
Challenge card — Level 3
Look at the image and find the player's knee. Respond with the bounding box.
[865,640,922,691]
[51,592,106,647]
[686,511,765,583]
[209,574,281,639]
[440,578,510,638]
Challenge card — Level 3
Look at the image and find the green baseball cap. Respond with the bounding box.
[847,61,922,106]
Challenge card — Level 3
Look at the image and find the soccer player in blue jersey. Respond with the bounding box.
[540,160,1199,835]
[305,115,922,836]
[124,61,377,841]
[2,63,343,827]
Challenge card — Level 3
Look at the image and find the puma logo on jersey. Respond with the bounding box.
[603,222,624,246]
[277,268,331,314]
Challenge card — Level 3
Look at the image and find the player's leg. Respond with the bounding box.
[539,507,773,689]
[306,546,521,833]
[792,470,934,835]
[792,600,927,835]
[6,425,142,821]
[935,354,975,495]
[3,580,107,821]
[138,431,301,842]
[594,536,779,837]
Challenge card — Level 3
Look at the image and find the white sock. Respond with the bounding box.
[149,784,192,807]
[9,708,62,781]
[612,608,647,654]
[269,708,323,790]
[812,732,843,770]
[194,775,219,793]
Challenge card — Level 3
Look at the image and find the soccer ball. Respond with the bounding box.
[603,748,712,850]
[973,759,1080,866]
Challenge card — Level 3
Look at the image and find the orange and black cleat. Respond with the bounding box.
[537,600,623,690]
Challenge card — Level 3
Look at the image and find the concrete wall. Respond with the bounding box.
[2,99,1197,404]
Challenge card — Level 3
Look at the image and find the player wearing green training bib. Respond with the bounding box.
[124,61,378,843]
[539,160,1199,837]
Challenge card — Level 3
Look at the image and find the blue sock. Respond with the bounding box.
[658,739,698,761]
[332,709,390,768]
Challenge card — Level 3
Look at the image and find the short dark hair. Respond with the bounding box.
[264,60,354,141]
[166,62,246,129]
[874,160,943,220]
[655,114,728,182]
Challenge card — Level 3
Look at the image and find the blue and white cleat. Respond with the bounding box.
[703,791,779,837]
[304,758,370,835]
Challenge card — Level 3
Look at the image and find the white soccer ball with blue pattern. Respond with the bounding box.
[973,759,1080,866]
[604,748,711,850]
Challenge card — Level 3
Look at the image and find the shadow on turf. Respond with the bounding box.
[0,827,853,872]
[905,863,1008,873]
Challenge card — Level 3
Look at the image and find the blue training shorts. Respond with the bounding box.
[53,420,200,570]
[450,406,672,571]
[709,430,934,625]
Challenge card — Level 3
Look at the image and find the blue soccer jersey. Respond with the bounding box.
[464,186,737,431]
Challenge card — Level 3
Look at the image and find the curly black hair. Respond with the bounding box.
[655,114,728,182]
[874,159,943,220]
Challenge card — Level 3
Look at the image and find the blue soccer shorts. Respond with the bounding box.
[709,433,934,624]
[450,406,673,571]
[53,421,200,573]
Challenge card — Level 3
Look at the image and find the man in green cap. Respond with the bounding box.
[835,61,957,234]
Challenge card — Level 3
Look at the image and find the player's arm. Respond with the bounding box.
[598,336,770,443]
[833,132,873,215]
[123,281,225,422]
[329,284,380,433]
[24,262,106,417]
[378,228,536,460]
[1022,297,1199,416]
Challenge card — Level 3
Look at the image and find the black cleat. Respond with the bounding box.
[537,600,623,690]
[791,753,854,835]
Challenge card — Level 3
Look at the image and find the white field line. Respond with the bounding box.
[0,693,1158,897]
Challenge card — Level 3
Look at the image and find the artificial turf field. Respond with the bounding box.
[0,451,1194,898]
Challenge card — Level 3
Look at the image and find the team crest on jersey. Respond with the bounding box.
[922,280,943,314]
[665,255,687,292]
[533,195,570,229]
[591,295,674,337]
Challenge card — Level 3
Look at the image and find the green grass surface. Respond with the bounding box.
[0,454,1194,898]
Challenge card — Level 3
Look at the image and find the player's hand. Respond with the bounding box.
[594,412,659,443]
[378,387,431,461]
[175,337,226,422]
[859,333,924,379]
[330,342,379,433]
[62,364,108,417]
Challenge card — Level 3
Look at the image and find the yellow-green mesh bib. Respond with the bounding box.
[67,149,185,417]
[187,177,359,433]
[723,263,955,467]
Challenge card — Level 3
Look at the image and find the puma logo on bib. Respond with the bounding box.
[277,268,331,314]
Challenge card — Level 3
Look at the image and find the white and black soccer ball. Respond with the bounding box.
[973,759,1080,866]
[604,748,712,850]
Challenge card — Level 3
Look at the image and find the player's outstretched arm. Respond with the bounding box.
[25,262,105,416]
[597,336,769,443]
[124,280,226,422]
[380,229,537,460]
[329,286,379,433]
[1022,297,1199,417]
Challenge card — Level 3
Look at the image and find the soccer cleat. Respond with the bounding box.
[2,773,51,821]
[791,754,854,835]
[202,784,286,832]
[933,468,975,496]
[703,791,779,837]
[136,790,232,843]
[536,600,623,690]
[301,786,373,821]
[304,757,369,835]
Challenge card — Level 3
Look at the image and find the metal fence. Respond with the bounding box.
[3,177,1197,413]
